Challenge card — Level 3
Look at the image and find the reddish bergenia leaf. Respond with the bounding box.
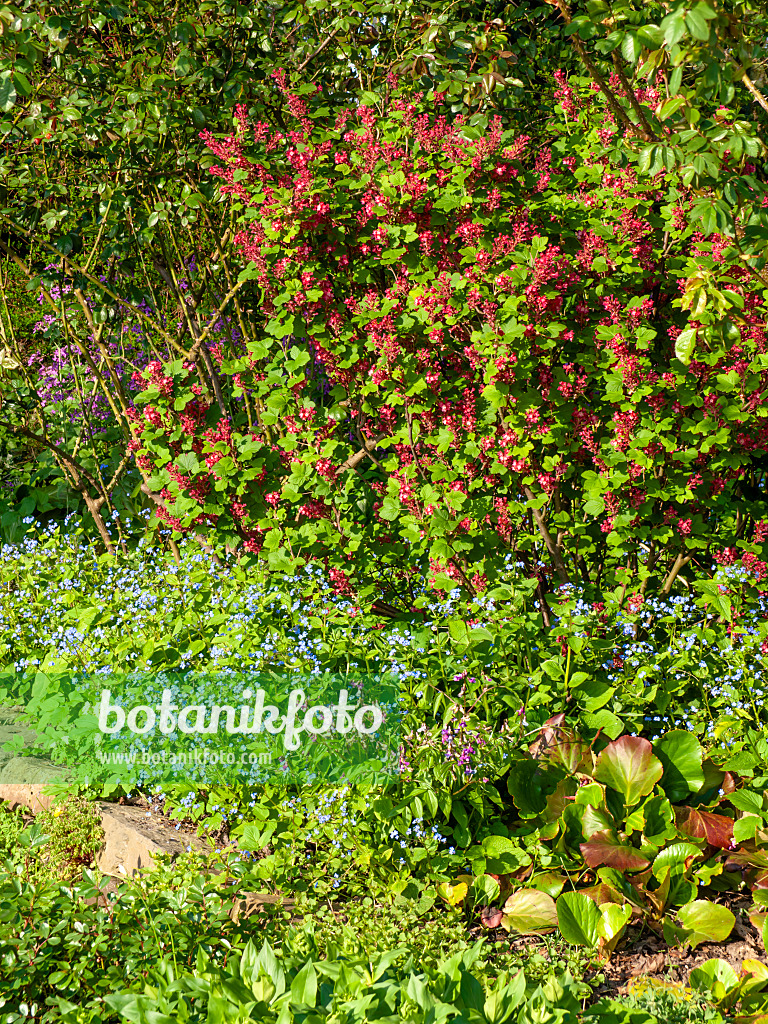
[529,715,591,773]
[722,772,738,794]
[578,882,625,907]
[480,906,504,929]
[580,831,650,871]
[726,847,768,870]
[545,714,567,729]
[551,735,592,774]
[544,779,578,822]
[529,715,568,757]
[676,807,735,850]
[500,889,558,935]
[486,873,516,897]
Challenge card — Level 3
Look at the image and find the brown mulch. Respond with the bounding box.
[592,895,764,997]
[471,892,767,999]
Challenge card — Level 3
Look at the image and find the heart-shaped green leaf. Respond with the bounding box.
[654,731,704,802]
[673,900,735,950]
[689,958,739,997]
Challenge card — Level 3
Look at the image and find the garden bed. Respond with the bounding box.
[475,890,767,1002]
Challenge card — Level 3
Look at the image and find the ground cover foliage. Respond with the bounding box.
[1,0,768,1021]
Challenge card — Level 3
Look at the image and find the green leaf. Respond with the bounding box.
[675,327,697,365]
[0,71,16,112]
[175,452,200,474]
[472,873,501,904]
[674,900,735,949]
[13,71,32,98]
[557,891,602,948]
[654,731,704,802]
[658,95,686,119]
[484,971,526,1024]
[597,902,632,943]
[661,11,687,47]
[239,823,277,851]
[258,940,285,992]
[406,972,436,1011]
[448,618,470,644]
[639,793,676,842]
[483,835,522,859]
[594,735,664,808]
[727,790,763,815]
[652,842,700,881]
[529,872,567,898]
[689,958,739,997]
[685,8,710,40]
[507,760,554,817]
[582,709,624,739]
[724,751,758,775]
[733,815,761,843]
[379,496,401,521]
[621,33,641,64]
[290,960,317,1007]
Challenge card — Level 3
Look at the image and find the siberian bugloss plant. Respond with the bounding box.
[128,63,768,615]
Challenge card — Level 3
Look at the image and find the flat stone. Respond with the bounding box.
[96,803,208,877]
[0,783,56,813]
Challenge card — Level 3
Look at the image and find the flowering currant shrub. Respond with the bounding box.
[129,72,768,608]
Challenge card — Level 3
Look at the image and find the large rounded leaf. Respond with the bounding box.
[689,958,739,997]
[594,736,663,808]
[529,871,566,898]
[500,889,558,935]
[651,842,701,881]
[556,891,601,948]
[675,900,735,949]
[654,731,705,802]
